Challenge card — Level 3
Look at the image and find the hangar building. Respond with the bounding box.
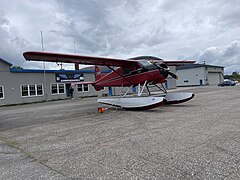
[0,58,177,106]
[176,64,224,86]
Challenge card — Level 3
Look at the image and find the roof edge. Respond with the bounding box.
[177,63,224,70]
[0,58,13,66]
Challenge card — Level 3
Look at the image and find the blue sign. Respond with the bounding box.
[56,73,84,82]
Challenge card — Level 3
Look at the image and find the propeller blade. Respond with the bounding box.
[153,62,178,79]
[168,71,178,79]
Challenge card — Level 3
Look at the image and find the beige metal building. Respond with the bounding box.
[0,58,110,106]
[176,64,224,86]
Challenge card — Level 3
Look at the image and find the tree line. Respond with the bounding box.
[224,72,240,81]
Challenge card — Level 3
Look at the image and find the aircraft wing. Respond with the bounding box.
[23,51,195,67]
[163,60,196,66]
[23,51,137,67]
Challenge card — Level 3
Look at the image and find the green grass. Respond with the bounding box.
[0,136,47,164]
[0,136,18,149]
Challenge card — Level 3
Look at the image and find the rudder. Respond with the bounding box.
[95,65,102,81]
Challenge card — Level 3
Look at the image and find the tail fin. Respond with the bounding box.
[95,65,102,81]
[94,65,108,91]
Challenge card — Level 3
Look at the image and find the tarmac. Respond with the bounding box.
[0,85,240,179]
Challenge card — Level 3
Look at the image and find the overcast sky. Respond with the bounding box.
[0,0,240,74]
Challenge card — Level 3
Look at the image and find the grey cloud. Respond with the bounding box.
[0,11,9,25]
[222,41,240,58]
[177,40,240,74]
[161,0,193,11]
[197,40,240,73]
[52,0,172,56]
[1,0,240,73]
[0,10,9,39]
[10,37,30,50]
[219,9,240,28]
[0,10,31,65]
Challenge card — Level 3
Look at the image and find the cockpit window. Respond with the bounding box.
[123,67,130,75]
[138,60,152,67]
[137,60,157,71]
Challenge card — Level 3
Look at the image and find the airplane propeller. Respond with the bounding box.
[152,62,178,79]
[168,71,178,79]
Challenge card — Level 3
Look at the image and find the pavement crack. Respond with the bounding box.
[0,152,17,155]
[0,136,71,179]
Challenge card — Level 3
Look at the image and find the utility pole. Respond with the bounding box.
[41,31,48,101]
[74,40,79,70]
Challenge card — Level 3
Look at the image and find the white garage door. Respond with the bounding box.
[208,72,220,85]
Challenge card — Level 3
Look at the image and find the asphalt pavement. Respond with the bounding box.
[0,85,240,179]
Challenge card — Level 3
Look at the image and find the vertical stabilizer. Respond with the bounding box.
[95,65,102,81]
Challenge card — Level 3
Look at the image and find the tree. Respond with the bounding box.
[224,72,240,81]
[11,66,23,69]
[232,71,238,76]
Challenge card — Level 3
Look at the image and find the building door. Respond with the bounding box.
[108,87,113,96]
[66,83,71,97]
[132,86,136,93]
[208,72,220,85]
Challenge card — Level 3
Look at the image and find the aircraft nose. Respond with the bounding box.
[168,71,178,79]
[157,63,178,79]
[152,62,178,80]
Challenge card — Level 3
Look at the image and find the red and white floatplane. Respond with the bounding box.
[23,52,195,110]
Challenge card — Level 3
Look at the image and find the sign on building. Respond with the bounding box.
[56,73,84,82]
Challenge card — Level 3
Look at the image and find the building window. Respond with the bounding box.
[0,86,4,99]
[21,84,44,97]
[37,85,43,95]
[83,84,89,92]
[29,85,36,96]
[76,84,89,92]
[21,85,29,97]
[51,84,58,94]
[51,83,65,95]
[59,84,65,94]
[77,84,83,92]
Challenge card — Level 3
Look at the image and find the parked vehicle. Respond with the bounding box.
[218,80,236,86]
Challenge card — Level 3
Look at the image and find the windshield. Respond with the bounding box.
[138,60,152,67]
